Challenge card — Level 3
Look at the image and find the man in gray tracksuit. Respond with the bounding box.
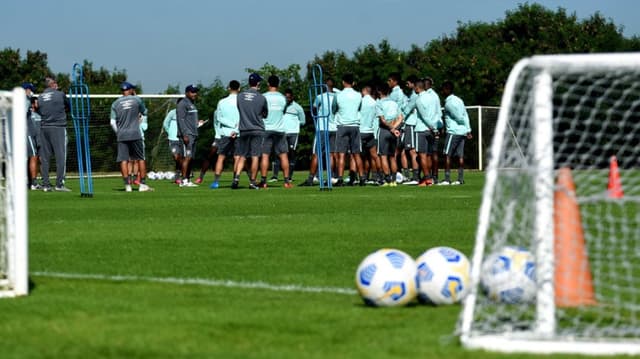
[110,82,153,192]
[37,77,70,192]
[232,73,268,189]
[176,84,200,187]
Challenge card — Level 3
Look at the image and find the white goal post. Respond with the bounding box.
[459,53,640,355]
[0,88,28,298]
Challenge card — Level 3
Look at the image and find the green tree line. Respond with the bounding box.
[3,3,639,171]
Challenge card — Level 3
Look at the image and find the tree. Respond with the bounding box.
[0,48,51,91]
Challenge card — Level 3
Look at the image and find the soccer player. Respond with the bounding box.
[376,83,403,186]
[209,80,240,189]
[260,75,292,188]
[440,80,472,185]
[128,88,148,186]
[37,77,71,192]
[387,72,409,182]
[401,75,420,185]
[414,78,441,186]
[359,85,381,184]
[195,117,219,185]
[427,77,444,184]
[233,73,268,190]
[22,83,41,190]
[110,82,152,192]
[271,88,305,182]
[176,84,200,187]
[332,73,364,186]
[162,98,184,184]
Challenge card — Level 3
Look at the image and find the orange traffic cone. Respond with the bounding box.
[608,156,624,199]
[554,167,596,307]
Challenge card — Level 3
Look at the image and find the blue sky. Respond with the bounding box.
[2,0,638,93]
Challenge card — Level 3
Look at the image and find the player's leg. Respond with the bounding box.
[258,133,274,187]
[232,135,250,188]
[197,141,218,184]
[248,133,263,189]
[270,157,280,182]
[274,133,292,187]
[116,141,132,192]
[287,134,298,181]
[453,136,466,185]
[301,134,319,186]
[431,133,440,183]
[38,129,53,190]
[132,139,152,192]
[27,135,40,189]
[441,133,453,185]
[51,127,69,190]
[178,136,198,186]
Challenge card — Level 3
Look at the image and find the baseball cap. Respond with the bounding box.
[120,82,135,91]
[249,73,263,83]
[21,82,35,92]
[185,84,199,93]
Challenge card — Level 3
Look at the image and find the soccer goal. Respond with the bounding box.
[0,88,28,298]
[459,53,640,355]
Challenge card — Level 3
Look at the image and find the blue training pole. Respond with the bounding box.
[308,64,332,191]
[69,63,94,197]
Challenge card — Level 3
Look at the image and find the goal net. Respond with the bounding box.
[459,53,640,355]
[0,88,28,298]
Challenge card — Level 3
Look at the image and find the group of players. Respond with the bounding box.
[159,72,472,190]
[22,71,472,192]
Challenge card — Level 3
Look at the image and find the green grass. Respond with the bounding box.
[0,173,624,358]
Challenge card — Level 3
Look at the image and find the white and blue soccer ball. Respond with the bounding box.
[480,246,536,304]
[355,249,418,307]
[415,246,470,305]
[147,171,158,180]
[163,171,175,180]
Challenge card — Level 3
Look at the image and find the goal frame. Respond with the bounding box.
[459,53,640,355]
[1,87,28,298]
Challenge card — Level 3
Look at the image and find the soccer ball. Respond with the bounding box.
[355,249,418,307]
[147,171,157,180]
[480,246,536,304]
[415,246,470,305]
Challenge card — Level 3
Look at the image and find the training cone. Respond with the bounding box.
[607,156,624,199]
[554,167,596,307]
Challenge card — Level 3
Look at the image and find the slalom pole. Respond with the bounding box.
[308,64,332,191]
[69,63,94,197]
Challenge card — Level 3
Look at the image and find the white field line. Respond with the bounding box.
[32,271,357,296]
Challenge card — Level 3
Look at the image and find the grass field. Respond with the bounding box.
[0,173,623,358]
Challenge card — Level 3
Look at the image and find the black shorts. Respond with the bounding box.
[181,135,198,158]
[443,134,465,158]
[117,139,145,162]
[27,135,39,157]
[416,131,436,155]
[336,126,362,154]
[286,134,299,151]
[377,128,397,156]
[169,140,183,157]
[235,131,264,157]
[402,125,416,150]
[262,131,288,155]
[312,131,336,154]
[216,136,236,157]
[360,133,376,151]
